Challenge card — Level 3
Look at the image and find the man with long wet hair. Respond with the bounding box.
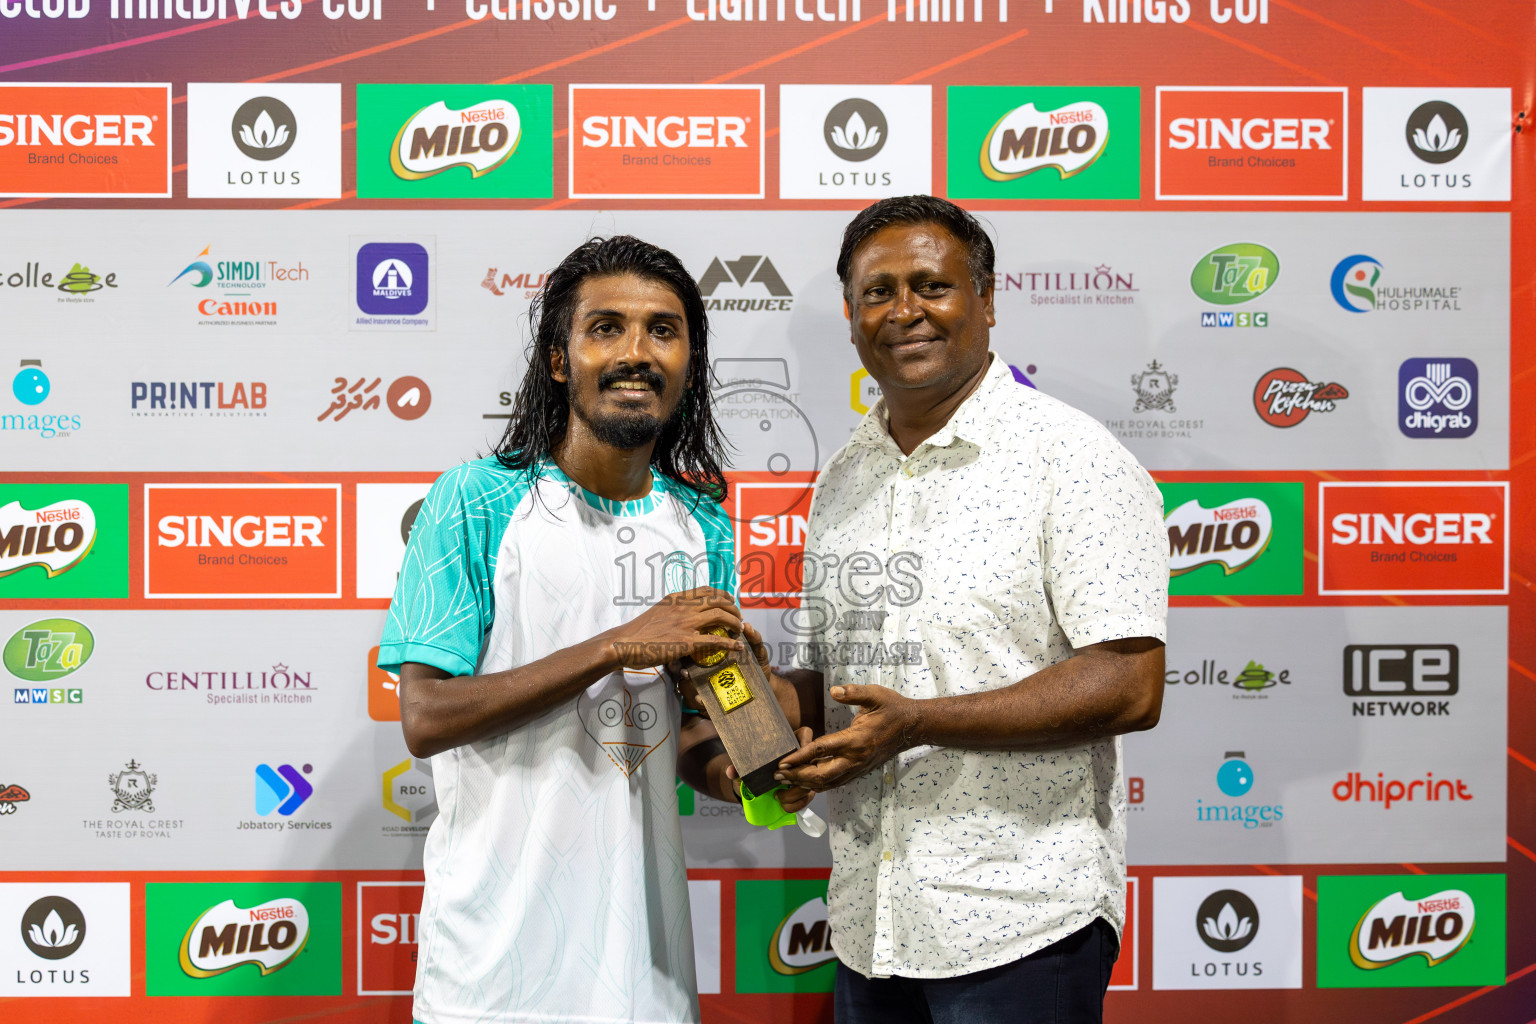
[379,235,748,1024]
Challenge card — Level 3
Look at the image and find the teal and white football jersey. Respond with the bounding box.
[379,457,735,1024]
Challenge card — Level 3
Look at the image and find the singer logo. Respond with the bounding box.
[0,84,172,197]
[569,84,763,198]
[1156,87,1347,200]
[145,484,341,598]
[1319,482,1507,596]
[358,882,424,995]
[731,474,816,609]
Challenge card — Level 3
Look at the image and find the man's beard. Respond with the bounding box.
[574,368,676,450]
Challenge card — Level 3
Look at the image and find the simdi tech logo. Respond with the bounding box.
[144,483,342,599]
[1317,874,1505,988]
[1361,88,1511,201]
[1156,86,1347,200]
[0,484,129,599]
[1319,481,1507,596]
[145,882,341,996]
[186,83,341,198]
[356,84,553,198]
[946,86,1139,199]
[569,84,764,199]
[1157,481,1302,596]
[0,83,171,197]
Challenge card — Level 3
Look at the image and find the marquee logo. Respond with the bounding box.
[0,498,96,580]
[179,898,309,978]
[1253,368,1348,427]
[1165,497,1272,576]
[1399,358,1476,439]
[981,99,1109,181]
[4,619,93,682]
[1319,482,1507,596]
[697,255,792,312]
[390,99,520,180]
[570,84,763,198]
[144,483,342,599]
[231,97,296,161]
[1156,86,1347,200]
[1351,890,1472,969]
[0,83,171,197]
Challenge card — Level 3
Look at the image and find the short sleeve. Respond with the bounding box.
[685,491,738,599]
[378,463,504,677]
[1041,436,1169,648]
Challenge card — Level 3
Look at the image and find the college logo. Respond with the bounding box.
[735,880,836,993]
[947,86,1139,199]
[108,760,156,813]
[357,882,423,996]
[255,763,313,816]
[382,757,435,826]
[1318,874,1505,987]
[0,83,171,197]
[1253,368,1348,427]
[4,619,93,683]
[186,84,341,198]
[570,84,763,199]
[1156,87,1347,200]
[1345,644,1457,719]
[1154,875,1303,990]
[1399,359,1476,439]
[144,483,342,599]
[1362,89,1510,201]
[1166,658,1290,697]
[356,85,552,198]
[1319,482,1507,596]
[318,375,431,422]
[696,255,792,312]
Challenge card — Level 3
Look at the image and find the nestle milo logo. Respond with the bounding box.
[1191,243,1279,305]
[3,618,94,682]
[0,498,97,579]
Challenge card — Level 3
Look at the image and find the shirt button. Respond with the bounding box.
[882,850,892,862]
[883,773,894,786]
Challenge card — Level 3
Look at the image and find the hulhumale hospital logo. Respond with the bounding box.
[1196,751,1283,830]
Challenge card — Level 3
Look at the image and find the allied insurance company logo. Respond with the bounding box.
[144,484,342,599]
[947,86,1139,199]
[1155,86,1347,200]
[6,358,83,440]
[1399,358,1477,439]
[1197,750,1283,830]
[0,83,172,198]
[168,244,310,326]
[569,84,764,199]
[356,242,429,317]
[1191,242,1276,328]
[1319,481,1507,596]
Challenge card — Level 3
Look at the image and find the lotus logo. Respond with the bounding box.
[1197,889,1260,953]
[21,896,86,960]
[180,897,310,978]
[1350,889,1474,969]
[391,99,521,180]
[231,97,297,161]
[823,98,887,162]
[981,100,1108,181]
[1165,498,1273,576]
[1405,101,1468,164]
[1330,254,1382,312]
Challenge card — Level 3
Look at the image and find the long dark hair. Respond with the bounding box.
[494,235,729,503]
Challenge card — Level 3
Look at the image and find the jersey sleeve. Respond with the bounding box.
[686,491,738,599]
[1040,435,1170,648]
[378,463,505,677]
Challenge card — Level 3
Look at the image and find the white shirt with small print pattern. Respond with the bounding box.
[792,352,1169,980]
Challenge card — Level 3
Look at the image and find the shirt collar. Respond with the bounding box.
[850,353,1010,456]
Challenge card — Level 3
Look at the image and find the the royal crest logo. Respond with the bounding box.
[1166,498,1273,576]
[982,100,1108,181]
[1349,889,1474,970]
[108,759,156,813]
[0,498,97,579]
[390,99,521,180]
[179,897,310,978]
[1131,360,1177,413]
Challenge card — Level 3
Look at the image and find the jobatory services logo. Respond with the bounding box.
[570,84,764,199]
[254,763,313,817]
[146,882,342,996]
[947,86,1139,199]
[1153,875,1303,990]
[352,239,434,330]
[5,618,94,684]
[1345,644,1458,718]
[356,84,553,198]
[1156,86,1347,200]
[357,882,423,996]
[1158,482,1302,595]
[130,380,268,418]
[1319,482,1507,596]
[0,485,129,599]
[186,84,341,198]
[1317,874,1505,987]
[779,85,932,199]
[5,359,82,439]
[1,883,132,996]
[144,483,342,599]
[1197,750,1283,831]
[317,375,431,422]
[1252,367,1348,427]
[0,83,171,197]
[1362,88,1511,201]
[1329,255,1462,314]
[1399,359,1477,439]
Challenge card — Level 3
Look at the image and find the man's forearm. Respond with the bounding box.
[677,720,740,804]
[769,667,825,734]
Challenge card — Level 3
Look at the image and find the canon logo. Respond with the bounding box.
[156,515,324,548]
[580,115,747,149]
[1166,117,1329,151]
[0,114,155,147]
[1329,513,1492,546]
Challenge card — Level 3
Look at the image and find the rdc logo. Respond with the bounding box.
[1398,358,1476,439]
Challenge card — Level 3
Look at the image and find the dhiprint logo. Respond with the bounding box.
[1399,359,1476,439]
[823,98,886,161]
[231,97,296,161]
[981,99,1109,181]
[1253,368,1348,427]
[1198,889,1259,953]
[255,763,313,816]
[21,896,86,960]
[1405,102,1468,164]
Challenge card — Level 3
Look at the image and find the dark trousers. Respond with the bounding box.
[834,918,1120,1024]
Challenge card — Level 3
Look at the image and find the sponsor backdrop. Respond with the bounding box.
[0,4,1530,1024]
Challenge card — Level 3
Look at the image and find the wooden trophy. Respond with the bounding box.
[682,630,799,799]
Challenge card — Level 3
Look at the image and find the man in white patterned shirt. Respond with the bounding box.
[771,196,1169,1023]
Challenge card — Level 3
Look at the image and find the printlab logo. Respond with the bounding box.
[354,241,433,328]
[318,375,431,422]
[697,256,792,312]
[5,359,81,440]
[21,896,87,960]
[1253,368,1348,427]
[1198,889,1259,953]
[1399,358,1476,439]
[130,380,268,418]
[232,97,296,161]
[1405,102,1467,164]
[823,98,887,161]
[1131,360,1177,413]
[108,760,156,813]
[255,763,313,816]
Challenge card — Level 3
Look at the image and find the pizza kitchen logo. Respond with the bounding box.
[1253,367,1348,427]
